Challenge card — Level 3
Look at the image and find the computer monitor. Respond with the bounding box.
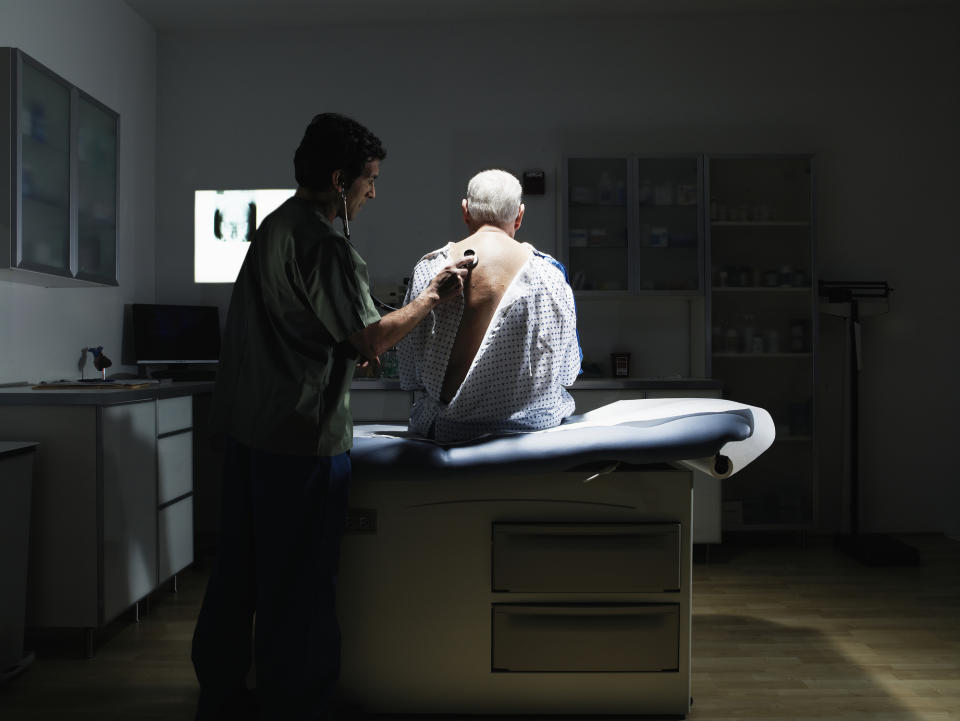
[132,304,221,365]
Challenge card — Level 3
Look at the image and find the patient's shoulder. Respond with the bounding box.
[415,243,454,265]
[528,247,570,282]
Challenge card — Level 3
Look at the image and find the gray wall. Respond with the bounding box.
[154,7,960,535]
[0,0,157,382]
[2,3,956,535]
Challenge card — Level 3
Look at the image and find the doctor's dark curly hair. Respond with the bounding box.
[294,112,386,192]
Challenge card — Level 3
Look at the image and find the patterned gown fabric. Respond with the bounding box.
[398,243,581,442]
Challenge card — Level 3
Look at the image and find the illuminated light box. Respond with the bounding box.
[194,189,293,283]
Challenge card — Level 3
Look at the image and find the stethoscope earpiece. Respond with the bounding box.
[339,182,350,239]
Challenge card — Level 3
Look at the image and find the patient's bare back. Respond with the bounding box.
[440,231,531,403]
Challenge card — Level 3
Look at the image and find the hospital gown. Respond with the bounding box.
[398,243,581,442]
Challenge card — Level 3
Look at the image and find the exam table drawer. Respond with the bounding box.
[492,523,681,592]
[492,603,679,672]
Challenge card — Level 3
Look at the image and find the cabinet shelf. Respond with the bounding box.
[723,523,812,532]
[78,213,117,229]
[21,132,69,155]
[23,192,69,211]
[569,243,628,250]
[639,203,698,210]
[711,221,810,227]
[712,286,811,293]
[573,290,634,299]
[712,352,812,359]
[574,289,700,299]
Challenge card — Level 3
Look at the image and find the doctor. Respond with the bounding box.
[192,113,469,721]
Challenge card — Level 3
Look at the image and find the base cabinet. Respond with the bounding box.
[101,401,157,623]
[0,393,197,639]
[159,495,193,583]
[156,396,194,583]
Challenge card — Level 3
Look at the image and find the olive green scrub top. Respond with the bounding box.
[210,196,381,456]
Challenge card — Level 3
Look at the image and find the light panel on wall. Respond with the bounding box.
[194,189,294,283]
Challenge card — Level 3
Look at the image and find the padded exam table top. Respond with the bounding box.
[352,398,775,479]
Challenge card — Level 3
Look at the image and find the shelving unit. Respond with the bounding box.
[706,155,816,530]
[561,153,816,531]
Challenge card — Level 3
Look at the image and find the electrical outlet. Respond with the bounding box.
[345,508,377,534]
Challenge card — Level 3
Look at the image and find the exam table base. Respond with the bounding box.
[335,466,693,717]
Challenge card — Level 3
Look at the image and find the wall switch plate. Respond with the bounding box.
[345,508,378,534]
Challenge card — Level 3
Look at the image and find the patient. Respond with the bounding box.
[398,169,581,442]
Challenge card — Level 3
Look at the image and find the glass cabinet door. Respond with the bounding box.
[565,158,629,292]
[76,92,118,284]
[18,56,71,276]
[635,156,701,291]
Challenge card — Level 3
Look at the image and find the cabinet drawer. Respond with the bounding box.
[492,523,681,592]
[157,396,192,435]
[158,431,193,504]
[492,603,679,672]
[159,495,193,582]
[568,389,645,414]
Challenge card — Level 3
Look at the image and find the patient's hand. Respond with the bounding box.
[356,354,382,375]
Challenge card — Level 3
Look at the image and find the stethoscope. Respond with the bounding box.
[337,187,397,310]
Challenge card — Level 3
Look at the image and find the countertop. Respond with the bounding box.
[0,381,216,406]
[0,376,721,405]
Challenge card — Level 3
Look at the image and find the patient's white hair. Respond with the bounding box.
[465,169,522,226]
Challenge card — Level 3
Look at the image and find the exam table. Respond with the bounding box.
[335,398,774,718]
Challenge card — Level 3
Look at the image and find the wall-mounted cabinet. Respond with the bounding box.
[0,48,118,287]
[563,156,703,295]
[706,155,816,529]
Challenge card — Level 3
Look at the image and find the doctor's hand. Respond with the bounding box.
[349,256,477,362]
[426,256,476,302]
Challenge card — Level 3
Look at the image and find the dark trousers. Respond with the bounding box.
[192,438,351,721]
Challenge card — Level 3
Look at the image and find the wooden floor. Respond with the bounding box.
[1,534,958,720]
